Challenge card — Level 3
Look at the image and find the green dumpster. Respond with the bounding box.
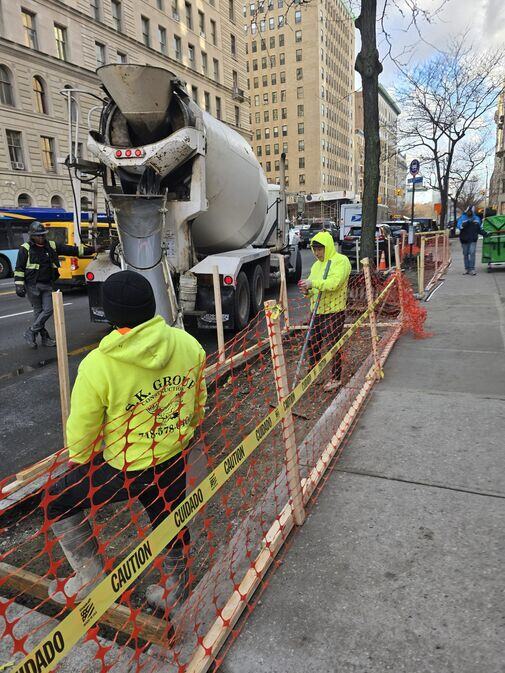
[482,215,505,270]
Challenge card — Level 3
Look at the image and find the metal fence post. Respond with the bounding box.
[361,259,381,379]
[264,300,305,526]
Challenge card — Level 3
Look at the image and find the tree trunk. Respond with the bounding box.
[355,0,383,262]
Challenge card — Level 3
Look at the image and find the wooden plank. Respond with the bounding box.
[0,562,173,647]
[52,291,71,446]
[212,266,225,365]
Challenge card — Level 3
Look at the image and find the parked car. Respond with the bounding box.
[299,220,339,248]
[340,223,393,266]
[288,225,301,248]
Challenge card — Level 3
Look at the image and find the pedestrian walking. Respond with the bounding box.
[14,221,96,347]
[46,271,207,615]
[298,230,351,393]
[457,206,485,276]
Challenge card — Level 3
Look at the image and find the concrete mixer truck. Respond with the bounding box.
[82,64,301,331]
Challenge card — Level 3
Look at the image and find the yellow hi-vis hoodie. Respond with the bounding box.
[66,315,207,470]
[307,230,351,314]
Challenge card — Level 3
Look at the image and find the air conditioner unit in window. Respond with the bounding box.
[232,87,245,102]
[12,162,25,170]
[173,12,180,20]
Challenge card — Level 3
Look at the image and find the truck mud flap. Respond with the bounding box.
[196,286,235,330]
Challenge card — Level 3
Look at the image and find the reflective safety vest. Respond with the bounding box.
[14,240,61,286]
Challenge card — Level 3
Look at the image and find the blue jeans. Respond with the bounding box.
[461,242,476,271]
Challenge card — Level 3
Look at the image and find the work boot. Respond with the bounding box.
[23,328,37,349]
[48,512,103,605]
[146,547,189,614]
[40,328,56,347]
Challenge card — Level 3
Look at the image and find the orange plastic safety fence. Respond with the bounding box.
[0,268,425,673]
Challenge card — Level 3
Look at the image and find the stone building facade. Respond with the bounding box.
[0,0,249,209]
[244,0,355,196]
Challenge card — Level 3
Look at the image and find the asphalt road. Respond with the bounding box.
[0,249,313,478]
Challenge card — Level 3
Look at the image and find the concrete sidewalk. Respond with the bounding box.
[222,242,505,673]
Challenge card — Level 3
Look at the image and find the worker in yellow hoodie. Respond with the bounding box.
[298,230,351,392]
[47,270,206,614]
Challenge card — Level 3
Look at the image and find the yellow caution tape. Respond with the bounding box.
[11,279,396,673]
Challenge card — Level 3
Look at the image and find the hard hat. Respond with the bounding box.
[28,221,48,238]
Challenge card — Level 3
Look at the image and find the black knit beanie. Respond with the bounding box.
[102,270,156,328]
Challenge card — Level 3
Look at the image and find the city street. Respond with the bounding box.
[0,249,313,477]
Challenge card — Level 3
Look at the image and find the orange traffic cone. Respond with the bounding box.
[378,251,387,271]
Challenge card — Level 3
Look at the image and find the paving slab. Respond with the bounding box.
[221,473,505,673]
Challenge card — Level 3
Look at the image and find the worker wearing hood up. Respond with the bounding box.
[47,270,206,615]
[298,230,351,392]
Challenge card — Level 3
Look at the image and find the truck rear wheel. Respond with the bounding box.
[0,256,11,279]
[250,265,265,317]
[234,271,250,331]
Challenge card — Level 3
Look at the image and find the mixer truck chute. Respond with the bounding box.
[82,64,299,330]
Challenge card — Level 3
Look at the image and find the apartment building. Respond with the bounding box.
[0,0,248,209]
[244,0,355,195]
[354,85,401,209]
[490,89,505,215]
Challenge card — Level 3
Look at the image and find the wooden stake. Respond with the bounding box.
[211,266,225,365]
[434,233,439,274]
[264,299,305,526]
[419,236,426,298]
[52,291,70,445]
[394,243,405,322]
[355,240,360,271]
[361,258,381,379]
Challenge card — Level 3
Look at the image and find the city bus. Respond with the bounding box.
[0,209,114,286]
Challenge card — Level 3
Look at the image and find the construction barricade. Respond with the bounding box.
[416,230,451,298]
[0,259,427,673]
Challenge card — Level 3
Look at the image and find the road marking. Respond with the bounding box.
[68,342,99,356]
[0,290,15,296]
[0,302,72,320]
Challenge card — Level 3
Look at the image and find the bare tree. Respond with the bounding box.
[397,37,504,227]
[448,138,488,224]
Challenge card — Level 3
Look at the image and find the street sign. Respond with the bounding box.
[407,176,423,185]
[409,159,420,176]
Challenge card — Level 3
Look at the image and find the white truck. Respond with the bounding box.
[83,65,301,330]
[339,203,389,240]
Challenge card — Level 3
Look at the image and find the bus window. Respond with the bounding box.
[45,227,68,246]
[80,226,113,247]
[9,223,30,248]
[0,224,9,249]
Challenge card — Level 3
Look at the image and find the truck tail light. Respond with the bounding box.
[70,257,79,271]
[115,149,122,158]
[223,275,234,286]
[86,271,95,281]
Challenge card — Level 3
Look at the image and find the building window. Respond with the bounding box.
[265,128,270,138]
[141,16,150,46]
[298,122,304,134]
[90,0,101,20]
[262,56,267,68]
[254,95,259,106]
[213,58,220,81]
[278,33,284,46]
[0,66,14,106]
[172,0,180,19]
[280,71,285,83]
[198,10,205,35]
[256,146,262,157]
[204,91,211,112]
[298,139,304,151]
[272,109,278,120]
[273,126,278,138]
[299,174,305,184]
[255,129,261,140]
[235,106,240,127]
[279,53,285,65]
[18,193,32,206]
[297,86,303,99]
[210,19,217,45]
[265,144,271,155]
[174,35,182,60]
[295,29,302,42]
[252,59,258,71]
[40,136,56,172]
[263,93,268,104]
[272,91,277,103]
[111,1,122,31]
[266,161,271,171]
[230,33,236,57]
[251,41,257,53]
[271,73,276,85]
[188,44,196,67]
[295,9,301,22]
[185,2,193,29]
[277,15,284,27]
[229,0,235,21]
[54,24,68,61]
[22,10,38,50]
[201,51,208,75]
[264,110,269,122]
[51,195,64,208]
[253,76,258,88]
[232,70,238,90]
[6,130,25,169]
[215,96,222,119]
[299,157,305,168]
[156,0,164,8]
[296,48,302,62]
[297,104,304,117]
[32,76,47,114]
[269,17,274,29]
[296,68,303,80]
[95,42,106,67]
[158,26,167,54]
[282,124,287,136]
[117,51,127,63]
[191,85,198,103]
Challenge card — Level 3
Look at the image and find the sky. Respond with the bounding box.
[350,0,505,200]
